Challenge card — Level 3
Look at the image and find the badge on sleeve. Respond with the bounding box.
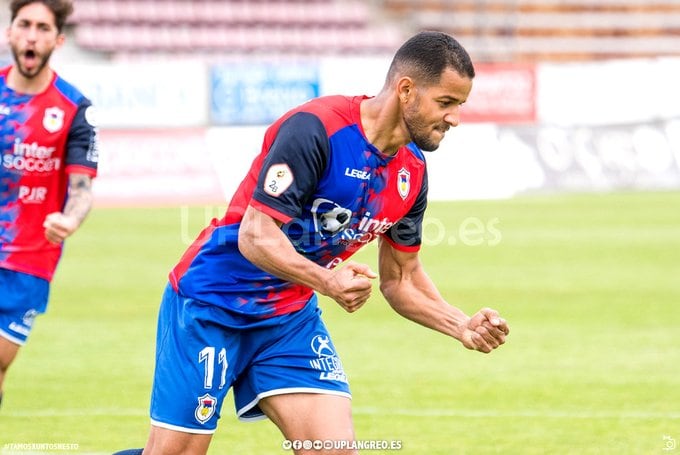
[264,164,294,197]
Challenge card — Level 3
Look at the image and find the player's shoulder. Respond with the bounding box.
[294,95,361,136]
[404,142,427,164]
[50,71,90,106]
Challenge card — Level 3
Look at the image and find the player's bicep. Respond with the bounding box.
[67,172,93,194]
[239,204,286,256]
[378,237,421,284]
[65,100,98,175]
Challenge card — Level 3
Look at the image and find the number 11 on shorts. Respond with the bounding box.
[199,346,228,389]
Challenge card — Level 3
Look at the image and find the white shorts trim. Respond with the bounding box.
[0,328,26,346]
[237,387,352,422]
[150,419,216,435]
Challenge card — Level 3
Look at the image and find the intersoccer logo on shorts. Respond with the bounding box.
[22,309,38,327]
[194,393,217,424]
[309,335,347,383]
[310,334,335,357]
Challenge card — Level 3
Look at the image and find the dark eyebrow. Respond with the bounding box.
[16,17,54,29]
[436,96,462,104]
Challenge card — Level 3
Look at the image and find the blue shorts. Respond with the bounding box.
[0,268,50,345]
[149,283,351,434]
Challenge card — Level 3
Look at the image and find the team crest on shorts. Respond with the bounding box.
[43,107,64,133]
[397,167,410,200]
[194,393,217,424]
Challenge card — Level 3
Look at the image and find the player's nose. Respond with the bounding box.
[26,25,39,42]
[444,106,461,127]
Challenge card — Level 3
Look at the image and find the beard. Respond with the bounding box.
[11,47,53,79]
[403,101,445,152]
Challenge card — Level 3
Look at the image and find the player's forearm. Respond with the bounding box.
[238,206,333,294]
[381,271,470,341]
[62,173,93,226]
[242,237,331,294]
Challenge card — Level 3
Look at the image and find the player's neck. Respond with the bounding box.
[360,93,410,156]
[7,65,54,95]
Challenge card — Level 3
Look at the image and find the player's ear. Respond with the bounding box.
[55,32,65,49]
[396,77,414,104]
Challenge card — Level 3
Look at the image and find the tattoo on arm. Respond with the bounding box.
[63,173,94,225]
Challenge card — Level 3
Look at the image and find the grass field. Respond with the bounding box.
[1,191,679,454]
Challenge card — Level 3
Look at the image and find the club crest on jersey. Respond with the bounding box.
[194,393,217,424]
[43,107,64,133]
[397,167,410,200]
[264,163,294,197]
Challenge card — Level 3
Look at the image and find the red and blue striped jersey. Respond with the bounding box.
[0,66,98,281]
[171,95,428,323]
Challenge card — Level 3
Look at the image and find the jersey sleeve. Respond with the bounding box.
[64,98,98,176]
[382,170,428,252]
[251,112,330,223]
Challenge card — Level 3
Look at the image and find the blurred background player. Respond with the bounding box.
[0,0,98,408]
[114,31,509,455]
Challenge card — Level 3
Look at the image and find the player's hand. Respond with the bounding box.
[460,308,509,353]
[323,261,377,313]
[43,212,79,244]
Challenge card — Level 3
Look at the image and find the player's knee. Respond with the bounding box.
[144,441,203,455]
[144,426,211,455]
[0,342,20,373]
[0,356,15,375]
[0,357,11,374]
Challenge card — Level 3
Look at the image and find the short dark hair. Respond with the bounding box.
[10,0,74,33]
[387,31,475,86]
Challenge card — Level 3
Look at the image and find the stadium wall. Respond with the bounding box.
[51,57,680,205]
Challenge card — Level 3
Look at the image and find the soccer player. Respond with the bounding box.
[0,0,98,408]
[115,31,509,455]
